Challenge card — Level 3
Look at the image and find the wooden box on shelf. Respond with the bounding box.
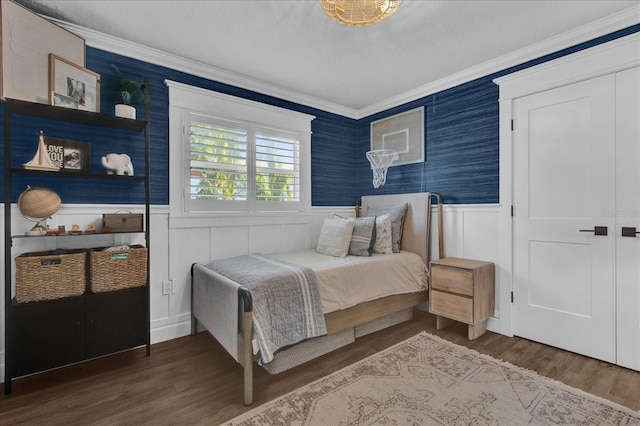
[102,213,143,233]
[429,257,494,340]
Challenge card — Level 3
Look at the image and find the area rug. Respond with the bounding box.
[225,332,640,425]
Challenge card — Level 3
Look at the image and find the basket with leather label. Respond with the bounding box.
[90,245,147,293]
[15,249,87,303]
[102,212,143,233]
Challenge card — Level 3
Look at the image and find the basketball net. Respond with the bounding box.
[366,150,398,188]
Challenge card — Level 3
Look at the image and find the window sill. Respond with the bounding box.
[168,211,312,229]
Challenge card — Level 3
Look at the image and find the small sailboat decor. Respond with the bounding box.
[23,131,59,171]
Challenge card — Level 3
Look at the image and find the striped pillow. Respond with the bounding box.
[348,216,377,256]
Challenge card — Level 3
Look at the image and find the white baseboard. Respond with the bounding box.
[150,314,193,344]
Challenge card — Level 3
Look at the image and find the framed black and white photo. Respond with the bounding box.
[49,54,100,112]
[44,136,91,173]
[370,106,425,166]
[52,92,79,109]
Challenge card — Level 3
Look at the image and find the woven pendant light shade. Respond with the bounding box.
[320,0,402,27]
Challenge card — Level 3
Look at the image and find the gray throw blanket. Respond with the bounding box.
[205,254,326,364]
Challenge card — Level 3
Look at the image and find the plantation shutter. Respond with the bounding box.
[255,128,300,210]
[168,81,313,216]
[185,113,305,212]
[187,116,249,211]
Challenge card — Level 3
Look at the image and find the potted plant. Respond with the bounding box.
[112,65,146,119]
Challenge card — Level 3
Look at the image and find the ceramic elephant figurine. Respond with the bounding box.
[102,153,134,176]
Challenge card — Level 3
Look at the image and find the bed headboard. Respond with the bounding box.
[360,192,441,264]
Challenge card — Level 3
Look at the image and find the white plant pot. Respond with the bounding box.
[115,104,136,119]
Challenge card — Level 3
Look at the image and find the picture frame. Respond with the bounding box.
[370,106,425,166]
[52,92,79,109]
[1,0,85,103]
[44,136,91,174]
[49,54,100,112]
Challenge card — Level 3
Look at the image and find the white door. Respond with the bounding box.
[615,67,640,371]
[512,74,617,363]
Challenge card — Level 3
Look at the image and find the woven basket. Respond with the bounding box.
[90,245,147,293]
[15,250,87,303]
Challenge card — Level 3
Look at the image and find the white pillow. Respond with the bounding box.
[316,217,355,257]
[373,214,393,254]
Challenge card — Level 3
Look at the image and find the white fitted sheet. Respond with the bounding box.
[271,250,428,314]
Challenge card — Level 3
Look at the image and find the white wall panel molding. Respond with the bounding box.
[165,210,318,344]
[151,313,192,345]
[169,213,312,230]
[0,203,502,369]
[429,204,501,331]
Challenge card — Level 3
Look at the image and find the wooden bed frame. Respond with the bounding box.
[191,192,443,405]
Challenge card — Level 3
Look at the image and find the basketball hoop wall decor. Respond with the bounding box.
[370,106,424,166]
[367,150,398,188]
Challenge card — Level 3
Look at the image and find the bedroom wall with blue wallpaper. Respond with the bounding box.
[1,24,638,206]
[90,49,363,206]
[356,24,640,204]
[1,47,358,206]
[357,77,499,204]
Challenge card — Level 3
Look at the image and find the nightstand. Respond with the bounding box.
[429,257,495,340]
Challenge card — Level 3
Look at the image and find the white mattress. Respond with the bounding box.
[271,250,428,314]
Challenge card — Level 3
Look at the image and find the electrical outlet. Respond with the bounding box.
[162,280,171,295]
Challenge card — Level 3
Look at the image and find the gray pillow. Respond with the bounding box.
[366,203,408,253]
[348,216,377,256]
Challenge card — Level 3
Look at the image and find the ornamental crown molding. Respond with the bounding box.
[47,6,639,120]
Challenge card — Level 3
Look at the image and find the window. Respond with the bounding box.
[167,81,313,215]
[187,114,302,212]
[254,128,300,205]
[188,116,249,210]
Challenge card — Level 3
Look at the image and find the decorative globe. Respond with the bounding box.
[17,186,61,235]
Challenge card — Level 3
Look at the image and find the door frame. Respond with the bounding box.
[494,33,640,337]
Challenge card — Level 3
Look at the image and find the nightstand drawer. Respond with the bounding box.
[431,265,473,296]
[430,291,473,324]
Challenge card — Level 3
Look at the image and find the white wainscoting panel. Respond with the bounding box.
[0,203,501,380]
[165,213,316,343]
[424,204,501,326]
[212,226,249,259]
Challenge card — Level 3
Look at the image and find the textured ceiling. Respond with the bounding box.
[14,0,640,111]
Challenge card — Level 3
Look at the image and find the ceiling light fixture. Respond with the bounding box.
[319,0,402,27]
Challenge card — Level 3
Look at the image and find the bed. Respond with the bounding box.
[191,192,443,405]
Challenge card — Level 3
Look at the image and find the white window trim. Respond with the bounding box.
[166,80,314,218]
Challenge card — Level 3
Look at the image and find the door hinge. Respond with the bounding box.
[511,119,514,131]
[511,205,514,217]
[511,291,514,303]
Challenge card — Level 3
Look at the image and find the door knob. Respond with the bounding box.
[622,227,639,237]
[579,226,608,236]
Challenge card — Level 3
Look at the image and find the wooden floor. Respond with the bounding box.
[1,309,638,425]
